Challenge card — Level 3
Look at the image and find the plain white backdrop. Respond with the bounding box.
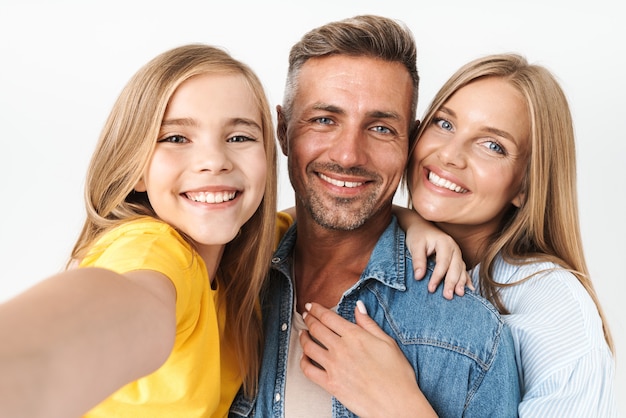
[1,0,623,412]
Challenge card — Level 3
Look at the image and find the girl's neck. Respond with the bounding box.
[195,244,225,282]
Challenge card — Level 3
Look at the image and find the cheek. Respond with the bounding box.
[247,151,269,195]
[412,133,437,163]
[477,166,520,205]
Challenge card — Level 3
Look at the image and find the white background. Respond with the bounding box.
[1,0,623,412]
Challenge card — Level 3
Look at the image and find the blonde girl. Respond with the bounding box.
[0,43,276,418]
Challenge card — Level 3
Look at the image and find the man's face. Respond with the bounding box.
[279,55,414,230]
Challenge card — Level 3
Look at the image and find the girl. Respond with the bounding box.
[0,43,277,418]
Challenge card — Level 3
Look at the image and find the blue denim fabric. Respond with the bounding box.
[230,217,520,418]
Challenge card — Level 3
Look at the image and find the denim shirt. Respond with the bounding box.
[230,217,520,418]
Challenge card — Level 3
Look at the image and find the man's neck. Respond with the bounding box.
[292,208,392,313]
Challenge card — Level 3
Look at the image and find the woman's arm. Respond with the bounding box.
[393,205,471,299]
[0,267,176,418]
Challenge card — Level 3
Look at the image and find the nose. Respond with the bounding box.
[327,125,368,167]
[195,140,233,173]
[436,137,466,168]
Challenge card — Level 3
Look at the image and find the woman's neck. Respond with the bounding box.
[437,223,493,269]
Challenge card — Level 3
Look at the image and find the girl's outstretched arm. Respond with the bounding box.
[0,267,176,418]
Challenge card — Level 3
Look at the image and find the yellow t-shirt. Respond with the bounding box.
[276,211,293,245]
[81,217,240,418]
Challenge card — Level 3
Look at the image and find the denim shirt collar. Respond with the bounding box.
[271,215,407,292]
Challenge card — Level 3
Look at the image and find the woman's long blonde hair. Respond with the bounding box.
[70,44,277,395]
[408,53,613,352]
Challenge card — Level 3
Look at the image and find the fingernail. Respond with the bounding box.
[305,302,312,311]
[356,300,368,315]
[302,312,308,320]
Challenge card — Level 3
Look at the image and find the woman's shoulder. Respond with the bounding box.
[490,255,583,295]
[495,257,606,350]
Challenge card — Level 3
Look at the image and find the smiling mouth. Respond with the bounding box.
[428,171,468,193]
[185,191,237,203]
[319,173,363,188]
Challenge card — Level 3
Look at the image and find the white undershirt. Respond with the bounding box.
[284,303,333,417]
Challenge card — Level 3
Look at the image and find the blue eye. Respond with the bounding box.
[314,117,334,125]
[433,117,453,131]
[372,125,392,134]
[486,141,504,154]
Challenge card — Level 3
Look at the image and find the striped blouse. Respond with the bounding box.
[470,255,618,417]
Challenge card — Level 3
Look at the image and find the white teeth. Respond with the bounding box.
[428,172,468,193]
[319,173,363,188]
[186,191,237,203]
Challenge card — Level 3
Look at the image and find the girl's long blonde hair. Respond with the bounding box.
[70,44,277,395]
[408,53,613,352]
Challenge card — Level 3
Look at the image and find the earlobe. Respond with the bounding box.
[511,192,525,208]
[134,178,147,192]
[276,105,289,156]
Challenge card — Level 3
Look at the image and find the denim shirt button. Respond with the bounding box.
[274,393,281,402]
[281,323,288,331]
[271,257,280,264]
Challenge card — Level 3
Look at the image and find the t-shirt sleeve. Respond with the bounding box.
[81,221,201,325]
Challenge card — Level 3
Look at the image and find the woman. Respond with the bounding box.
[300,53,617,417]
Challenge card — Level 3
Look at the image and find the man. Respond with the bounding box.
[230,15,520,417]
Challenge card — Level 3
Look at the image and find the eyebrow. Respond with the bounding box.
[313,103,402,121]
[161,117,262,131]
[161,117,197,128]
[439,106,516,142]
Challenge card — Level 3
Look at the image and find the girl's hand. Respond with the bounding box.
[393,205,472,299]
[299,302,437,418]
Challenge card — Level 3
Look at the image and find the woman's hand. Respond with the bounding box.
[393,205,472,299]
[299,302,438,418]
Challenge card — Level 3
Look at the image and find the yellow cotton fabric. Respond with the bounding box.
[275,211,293,245]
[81,217,241,418]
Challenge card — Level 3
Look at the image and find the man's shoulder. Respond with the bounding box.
[404,276,503,326]
[377,273,507,346]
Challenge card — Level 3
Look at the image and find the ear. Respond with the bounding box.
[134,178,147,192]
[276,105,289,156]
[511,191,525,208]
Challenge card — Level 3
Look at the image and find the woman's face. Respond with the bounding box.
[409,77,530,239]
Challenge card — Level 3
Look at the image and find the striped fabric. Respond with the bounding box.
[470,255,618,417]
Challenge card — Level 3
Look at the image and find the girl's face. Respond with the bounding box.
[409,77,530,240]
[135,73,267,256]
